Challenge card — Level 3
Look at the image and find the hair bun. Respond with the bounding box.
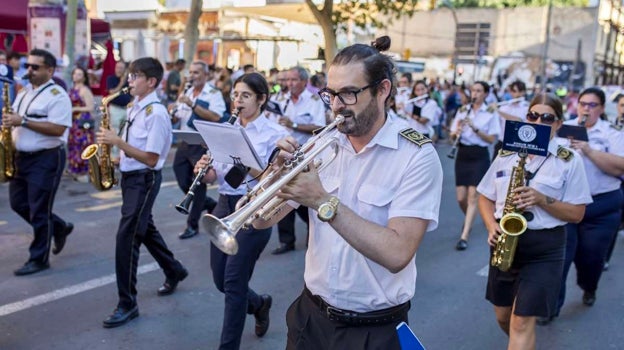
[371,36,391,52]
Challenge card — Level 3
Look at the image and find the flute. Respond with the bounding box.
[496,97,525,107]
[404,94,429,105]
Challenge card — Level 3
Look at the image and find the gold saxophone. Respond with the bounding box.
[491,151,529,272]
[0,81,15,183]
[81,87,129,191]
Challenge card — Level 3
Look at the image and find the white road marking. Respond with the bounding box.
[477,264,489,277]
[0,221,6,226]
[0,262,160,317]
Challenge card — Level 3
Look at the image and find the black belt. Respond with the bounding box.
[304,287,409,326]
[121,168,160,178]
[16,145,62,157]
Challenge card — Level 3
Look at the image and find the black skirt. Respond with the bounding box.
[486,226,566,317]
[454,144,490,187]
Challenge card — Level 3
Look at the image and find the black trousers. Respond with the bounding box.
[115,170,183,309]
[9,147,68,264]
[277,205,309,246]
[210,194,272,350]
[286,288,406,350]
[173,142,207,230]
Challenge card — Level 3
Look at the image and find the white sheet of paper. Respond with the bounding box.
[193,120,264,171]
[172,130,205,146]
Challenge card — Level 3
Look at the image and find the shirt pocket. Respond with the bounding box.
[356,184,394,224]
[322,176,340,195]
[531,176,564,200]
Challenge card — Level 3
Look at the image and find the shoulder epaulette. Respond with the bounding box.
[459,105,468,113]
[50,88,60,96]
[557,146,573,162]
[210,88,218,94]
[146,105,154,116]
[498,149,515,157]
[610,123,623,131]
[311,94,320,101]
[399,128,432,147]
[487,104,496,113]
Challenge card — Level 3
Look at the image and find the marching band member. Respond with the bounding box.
[2,49,74,275]
[406,80,441,139]
[493,80,529,157]
[195,72,289,349]
[450,81,500,250]
[272,66,326,255]
[171,60,225,240]
[97,57,188,328]
[478,93,591,348]
[254,36,443,350]
[395,73,413,118]
[554,87,624,320]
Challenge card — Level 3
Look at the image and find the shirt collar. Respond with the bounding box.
[337,115,404,152]
[239,114,269,132]
[133,90,159,110]
[547,138,560,155]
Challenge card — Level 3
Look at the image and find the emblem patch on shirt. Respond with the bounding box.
[459,105,468,113]
[487,104,496,113]
[146,105,153,116]
[126,102,134,110]
[610,124,623,131]
[557,146,573,161]
[210,88,218,94]
[311,94,320,101]
[497,149,515,157]
[50,88,60,96]
[399,128,431,147]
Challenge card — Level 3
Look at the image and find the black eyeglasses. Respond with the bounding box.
[23,63,42,71]
[578,101,600,109]
[526,111,558,124]
[318,80,381,105]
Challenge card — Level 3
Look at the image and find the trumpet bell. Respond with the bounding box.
[202,214,239,255]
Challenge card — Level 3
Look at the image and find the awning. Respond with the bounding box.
[223,3,317,24]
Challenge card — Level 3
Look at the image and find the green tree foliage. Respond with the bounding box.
[450,0,588,8]
[305,0,420,63]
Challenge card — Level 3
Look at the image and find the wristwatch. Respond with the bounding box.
[317,196,340,222]
[292,122,299,130]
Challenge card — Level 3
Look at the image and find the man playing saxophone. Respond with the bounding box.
[253,36,443,350]
[2,49,74,276]
[477,93,591,349]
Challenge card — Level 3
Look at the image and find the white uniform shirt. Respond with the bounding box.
[478,140,592,229]
[451,104,500,147]
[177,83,226,131]
[497,100,529,141]
[281,89,326,145]
[406,98,441,134]
[11,80,72,152]
[305,117,443,312]
[214,115,289,196]
[556,118,624,195]
[120,91,172,172]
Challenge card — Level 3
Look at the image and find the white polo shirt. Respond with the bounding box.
[305,116,443,312]
[120,91,172,172]
[451,103,500,146]
[478,140,592,229]
[177,83,226,131]
[12,80,72,152]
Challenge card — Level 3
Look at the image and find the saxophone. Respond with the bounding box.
[491,151,529,272]
[0,81,15,183]
[81,87,129,191]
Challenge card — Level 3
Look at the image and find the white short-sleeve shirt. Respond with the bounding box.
[478,140,592,229]
[12,80,72,152]
[305,117,443,312]
[177,83,226,131]
[451,103,500,146]
[406,98,441,134]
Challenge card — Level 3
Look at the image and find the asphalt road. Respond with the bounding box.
[0,142,622,350]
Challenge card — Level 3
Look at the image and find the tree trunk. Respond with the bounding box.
[63,0,78,84]
[184,0,203,64]
[305,0,337,65]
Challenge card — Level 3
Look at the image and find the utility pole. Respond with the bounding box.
[64,0,78,85]
[539,0,553,89]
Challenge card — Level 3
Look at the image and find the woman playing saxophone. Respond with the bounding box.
[476,93,591,349]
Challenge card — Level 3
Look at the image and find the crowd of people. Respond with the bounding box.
[1,39,623,350]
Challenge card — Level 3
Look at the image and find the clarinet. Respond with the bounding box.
[448,99,475,159]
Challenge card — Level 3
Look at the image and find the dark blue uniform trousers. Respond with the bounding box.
[173,142,207,230]
[558,189,623,311]
[116,170,183,309]
[210,194,272,350]
[9,147,68,264]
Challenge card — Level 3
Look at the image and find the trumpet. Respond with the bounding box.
[404,94,429,105]
[496,97,525,107]
[201,114,345,255]
[448,99,475,159]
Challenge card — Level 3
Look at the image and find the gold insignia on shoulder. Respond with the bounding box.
[126,102,134,110]
[399,128,432,147]
[311,94,320,101]
[498,149,515,157]
[459,105,468,113]
[610,124,623,131]
[210,88,218,94]
[487,105,496,113]
[50,88,60,96]
[146,105,153,116]
[557,146,573,161]
[277,96,285,101]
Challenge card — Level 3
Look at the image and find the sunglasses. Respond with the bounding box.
[526,111,558,124]
[578,101,600,109]
[23,63,43,71]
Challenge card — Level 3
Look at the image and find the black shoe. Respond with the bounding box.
[102,306,139,328]
[178,227,198,240]
[254,294,272,337]
[53,222,74,255]
[536,315,556,326]
[271,243,295,255]
[204,196,217,213]
[582,291,596,306]
[157,267,189,296]
[14,261,50,276]
[455,239,468,251]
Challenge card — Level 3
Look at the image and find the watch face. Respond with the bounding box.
[318,203,335,221]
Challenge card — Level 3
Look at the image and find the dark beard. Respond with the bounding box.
[337,97,379,136]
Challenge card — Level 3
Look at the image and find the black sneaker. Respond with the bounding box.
[178,227,198,239]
